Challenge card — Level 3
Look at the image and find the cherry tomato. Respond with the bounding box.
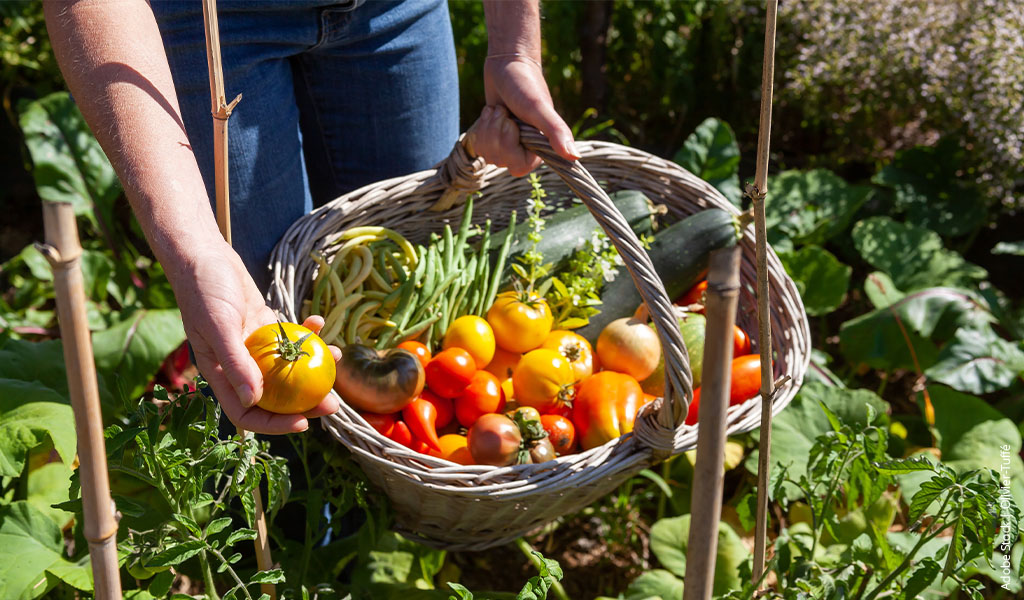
[528,438,556,463]
[397,340,432,368]
[542,403,573,419]
[675,280,708,309]
[403,396,442,451]
[429,434,474,465]
[685,387,701,425]
[485,347,522,381]
[424,348,476,398]
[729,355,762,406]
[572,371,644,450]
[540,414,576,455]
[540,330,596,380]
[443,315,496,368]
[245,322,335,414]
[467,413,522,466]
[513,349,576,413]
[733,326,752,357]
[359,411,396,437]
[455,370,506,427]
[507,406,542,423]
[388,420,430,453]
[420,389,454,428]
[487,291,554,353]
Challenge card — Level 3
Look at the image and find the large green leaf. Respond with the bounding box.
[779,245,851,316]
[0,381,76,478]
[0,502,90,599]
[851,217,987,291]
[92,309,186,400]
[745,383,887,500]
[872,141,986,238]
[26,462,75,529]
[673,118,742,206]
[623,569,684,600]
[765,169,871,248]
[18,92,120,235]
[924,327,1024,394]
[839,287,994,371]
[648,515,748,594]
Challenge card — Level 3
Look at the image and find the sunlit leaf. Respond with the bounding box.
[674,118,742,206]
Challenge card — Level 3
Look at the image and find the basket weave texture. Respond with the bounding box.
[268,129,811,551]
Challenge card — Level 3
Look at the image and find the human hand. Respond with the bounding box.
[175,241,340,434]
[468,56,579,176]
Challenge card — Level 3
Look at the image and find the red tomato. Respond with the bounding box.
[572,371,644,450]
[388,420,430,453]
[397,341,432,368]
[540,414,576,455]
[729,355,762,406]
[685,387,701,425]
[360,411,396,437]
[455,370,506,428]
[424,348,476,398]
[420,389,454,428]
[542,403,573,419]
[675,280,708,308]
[733,326,752,357]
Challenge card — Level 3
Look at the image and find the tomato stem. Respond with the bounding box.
[275,321,312,362]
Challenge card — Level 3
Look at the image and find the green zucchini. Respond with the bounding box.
[493,189,659,284]
[576,208,742,344]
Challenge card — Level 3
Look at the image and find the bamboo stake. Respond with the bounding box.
[681,246,743,600]
[38,202,122,600]
[200,2,276,598]
[750,0,780,587]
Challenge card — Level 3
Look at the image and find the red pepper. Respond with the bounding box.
[571,371,643,450]
[420,389,454,429]
[387,420,430,453]
[360,411,396,437]
[403,396,442,452]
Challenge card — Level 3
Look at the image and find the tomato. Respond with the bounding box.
[245,322,336,414]
[360,411,396,437]
[729,355,762,406]
[397,340,432,368]
[388,420,430,453]
[467,413,523,466]
[596,316,661,381]
[485,347,522,381]
[335,345,424,414]
[675,280,708,308]
[540,415,576,455]
[443,316,496,368]
[455,370,506,427]
[500,378,515,403]
[685,387,701,425]
[487,291,554,353]
[733,326,752,357]
[424,348,476,398]
[572,371,644,450]
[403,396,442,451]
[540,330,596,380]
[430,434,474,465]
[642,393,658,405]
[528,438,556,463]
[507,406,542,424]
[542,403,573,419]
[512,349,576,412]
[420,389,454,428]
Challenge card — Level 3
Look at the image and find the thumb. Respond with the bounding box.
[511,97,579,162]
[209,330,264,408]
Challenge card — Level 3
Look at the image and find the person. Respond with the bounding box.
[44,0,578,435]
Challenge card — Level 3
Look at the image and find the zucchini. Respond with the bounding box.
[576,208,742,344]
[493,190,659,284]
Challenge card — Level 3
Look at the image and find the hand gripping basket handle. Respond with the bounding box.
[515,123,693,439]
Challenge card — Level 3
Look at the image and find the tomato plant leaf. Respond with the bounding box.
[993,241,1024,256]
[17,92,121,239]
[250,569,285,584]
[778,245,851,316]
[674,117,742,206]
[447,582,474,599]
[148,540,206,567]
[764,169,871,247]
[873,455,937,475]
[903,558,941,600]
[924,326,1024,394]
[92,308,186,401]
[0,380,76,477]
[852,217,987,291]
[26,462,74,529]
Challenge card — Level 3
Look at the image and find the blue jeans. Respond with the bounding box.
[152,0,460,293]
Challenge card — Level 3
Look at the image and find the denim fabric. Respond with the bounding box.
[151,0,460,292]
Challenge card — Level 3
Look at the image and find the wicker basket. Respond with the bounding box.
[267,127,810,551]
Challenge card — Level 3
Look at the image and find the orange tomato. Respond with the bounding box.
[540,414,576,455]
[443,315,496,368]
[455,370,506,428]
[485,346,522,381]
[676,280,708,308]
[513,349,576,413]
[424,348,476,398]
[729,355,762,405]
[430,434,474,465]
[572,371,644,450]
[397,341,432,368]
[540,330,596,380]
[733,326,752,357]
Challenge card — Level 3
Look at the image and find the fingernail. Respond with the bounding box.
[481,106,493,120]
[295,420,309,433]
[238,384,255,408]
[566,139,581,160]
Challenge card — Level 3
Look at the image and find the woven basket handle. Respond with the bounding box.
[514,124,693,439]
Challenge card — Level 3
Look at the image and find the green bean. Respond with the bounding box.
[442,224,454,273]
[420,245,440,300]
[346,300,382,345]
[321,292,363,345]
[375,246,394,287]
[311,252,331,316]
[362,290,389,301]
[337,226,418,265]
[486,211,517,310]
[409,271,459,325]
[343,247,373,294]
[453,196,474,261]
[368,266,391,291]
[397,313,441,344]
[385,250,408,284]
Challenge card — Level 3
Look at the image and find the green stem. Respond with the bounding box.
[812,444,860,557]
[515,537,570,600]
[198,550,223,600]
[656,458,672,521]
[208,546,254,600]
[298,435,315,586]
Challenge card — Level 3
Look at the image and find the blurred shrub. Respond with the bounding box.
[779,0,1023,208]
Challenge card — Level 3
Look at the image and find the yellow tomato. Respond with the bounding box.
[485,346,522,381]
[442,315,496,368]
[540,330,596,381]
[245,322,335,414]
[512,348,575,413]
[429,434,474,465]
[486,291,553,353]
[500,377,515,402]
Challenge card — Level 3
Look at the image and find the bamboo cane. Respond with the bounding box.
[750,0,780,587]
[38,202,122,600]
[200,2,275,598]
[681,246,743,600]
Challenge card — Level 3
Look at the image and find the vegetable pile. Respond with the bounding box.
[311,179,764,467]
